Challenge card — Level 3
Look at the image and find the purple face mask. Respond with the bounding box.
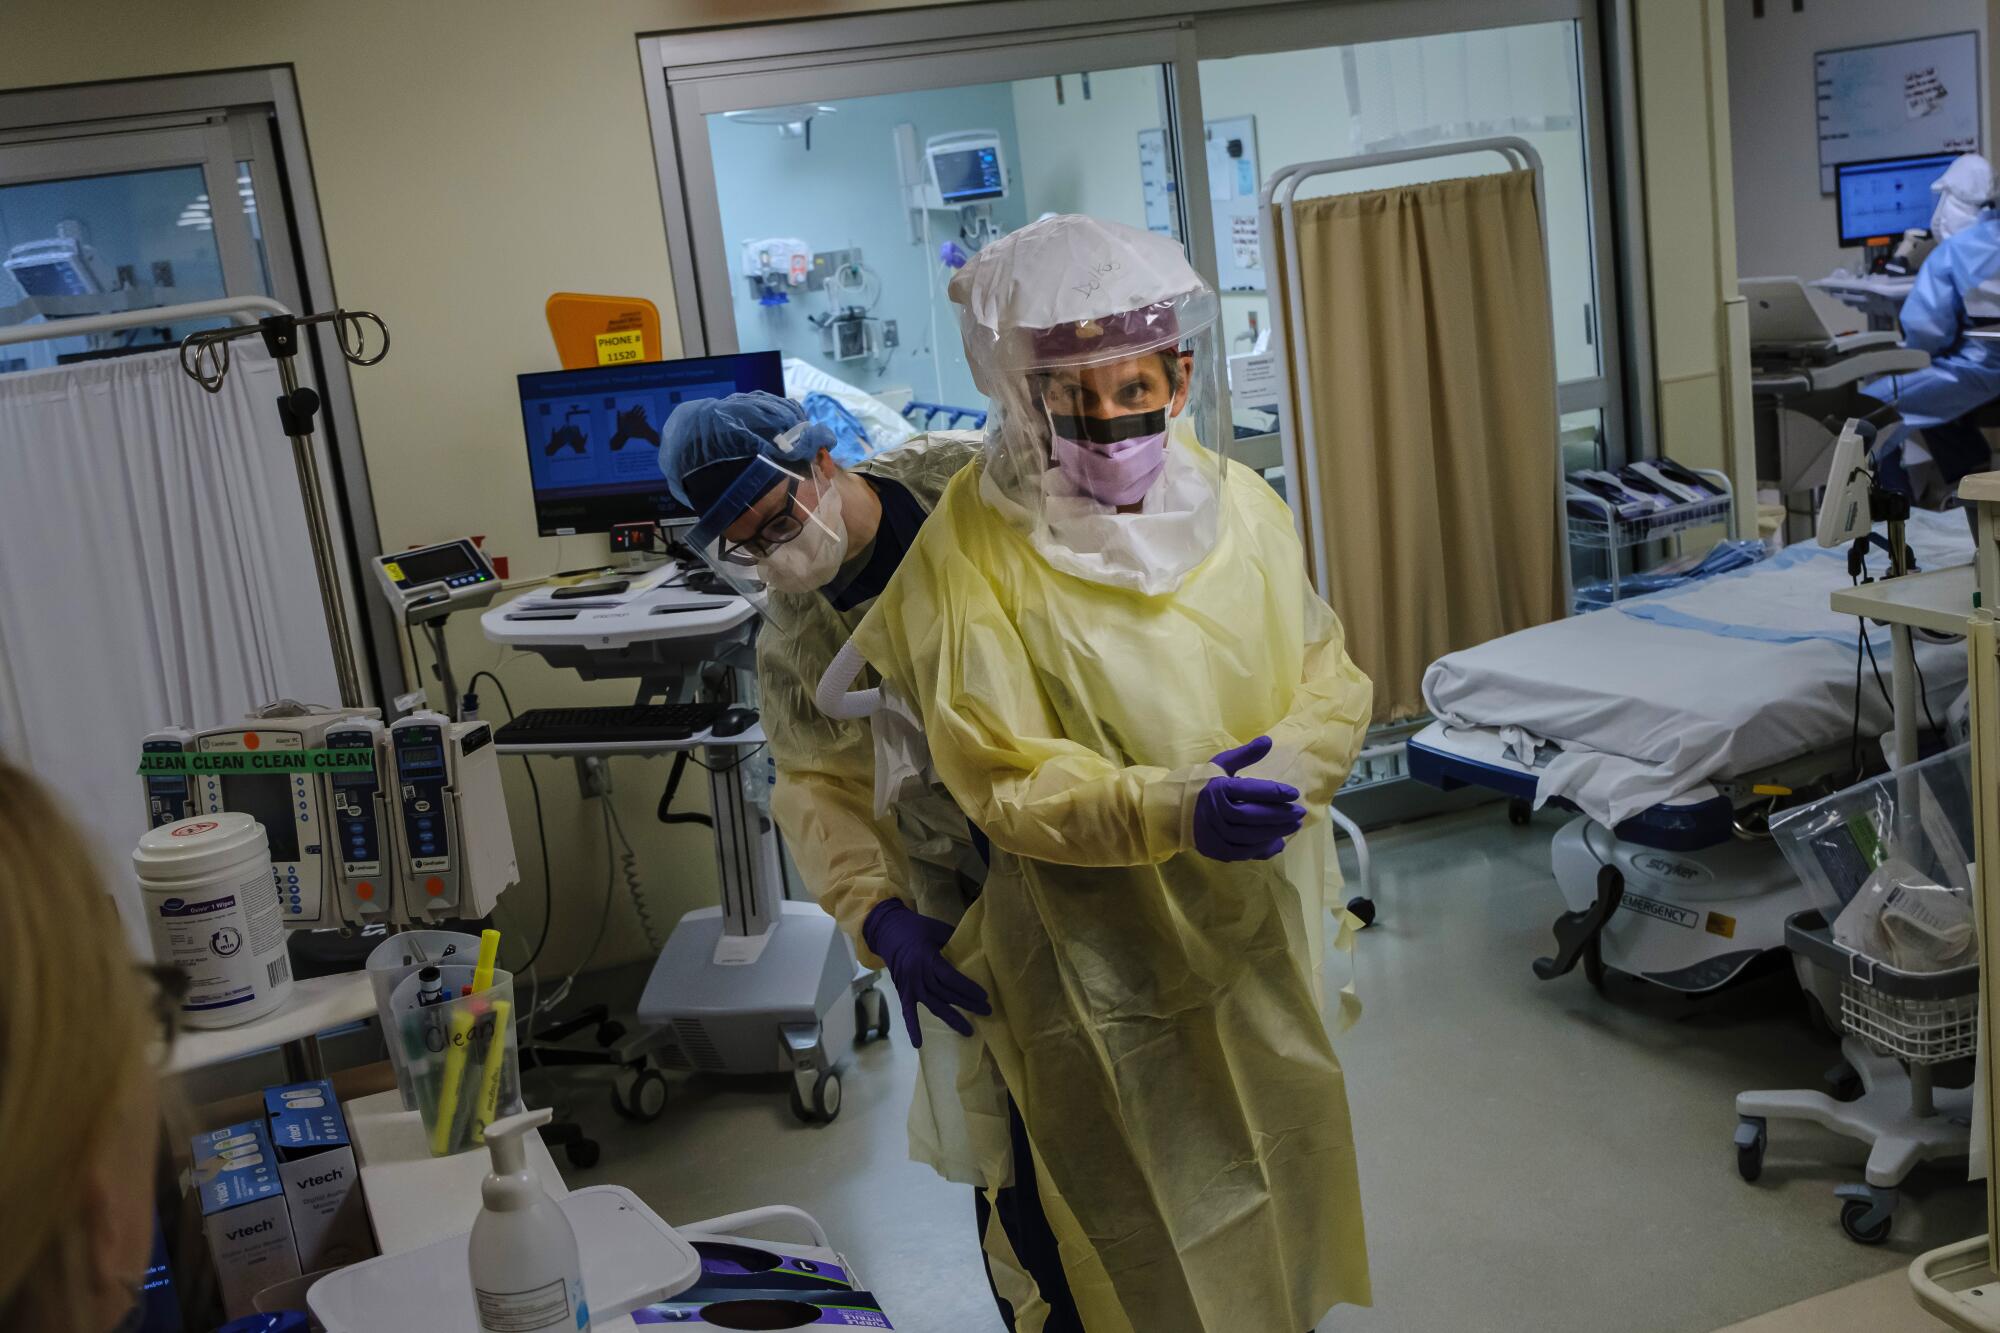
[1049,407,1169,506]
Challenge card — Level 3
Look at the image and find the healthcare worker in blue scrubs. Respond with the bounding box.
[1865,153,2000,496]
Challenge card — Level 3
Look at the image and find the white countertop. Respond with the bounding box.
[1829,563,1978,636]
[345,1088,570,1254]
[167,972,374,1076]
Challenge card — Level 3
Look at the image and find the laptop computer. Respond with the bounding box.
[1742,276,1899,357]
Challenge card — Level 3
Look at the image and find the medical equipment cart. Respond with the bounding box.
[1734,911,1977,1245]
[481,575,889,1125]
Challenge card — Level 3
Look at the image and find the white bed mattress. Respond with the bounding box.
[1421,509,1976,827]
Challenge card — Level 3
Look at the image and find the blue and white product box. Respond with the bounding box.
[262,1080,374,1271]
[192,1120,301,1319]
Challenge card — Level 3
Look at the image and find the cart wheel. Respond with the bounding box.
[872,988,893,1040]
[1582,935,1607,991]
[1823,1062,1863,1102]
[1840,1197,1892,1246]
[611,1068,669,1123]
[1507,798,1533,828]
[813,1070,843,1123]
[1734,1118,1766,1184]
[1345,896,1376,928]
[564,1137,601,1171]
[855,989,891,1045]
[789,1078,815,1124]
[595,1019,626,1047]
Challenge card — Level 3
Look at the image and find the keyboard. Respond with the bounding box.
[494,702,726,747]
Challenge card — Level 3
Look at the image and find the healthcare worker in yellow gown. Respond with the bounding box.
[849,214,1376,1332]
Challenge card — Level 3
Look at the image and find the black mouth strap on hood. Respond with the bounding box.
[1048,407,1168,445]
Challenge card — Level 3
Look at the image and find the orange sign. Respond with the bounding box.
[546,293,664,371]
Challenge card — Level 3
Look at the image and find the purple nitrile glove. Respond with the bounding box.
[1193,736,1306,863]
[862,898,990,1048]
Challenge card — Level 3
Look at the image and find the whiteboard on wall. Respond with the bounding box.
[1204,116,1263,291]
[1816,32,1981,193]
[1137,117,1264,291]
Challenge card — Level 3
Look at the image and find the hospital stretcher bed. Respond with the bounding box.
[1407,508,1976,992]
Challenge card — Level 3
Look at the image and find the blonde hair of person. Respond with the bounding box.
[0,760,160,1332]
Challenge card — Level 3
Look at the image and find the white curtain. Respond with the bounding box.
[0,345,338,935]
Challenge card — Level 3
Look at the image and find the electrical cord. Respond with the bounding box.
[656,750,714,829]
[686,741,769,775]
[1911,646,1943,738]
[1860,628,1894,712]
[605,799,665,954]
[465,669,553,977]
[1850,620,1866,778]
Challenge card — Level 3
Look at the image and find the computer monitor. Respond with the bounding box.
[516,350,784,535]
[1835,152,1959,247]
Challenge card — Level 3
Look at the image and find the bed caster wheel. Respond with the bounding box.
[595,1019,626,1047]
[1824,1062,1863,1102]
[1733,1117,1766,1184]
[611,1068,668,1123]
[1507,798,1532,828]
[564,1137,601,1171]
[1839,1196,1892,1246]
[855,989,892,1044]
[1345,896,1376,928]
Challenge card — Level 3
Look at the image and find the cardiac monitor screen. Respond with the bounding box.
[220,774,300,862]
[933,144,1005,203]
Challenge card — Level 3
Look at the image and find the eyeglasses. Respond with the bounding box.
[717,476,805,565]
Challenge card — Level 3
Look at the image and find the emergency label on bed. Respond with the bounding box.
[137,750,375,775]
[1617,891,1700,931]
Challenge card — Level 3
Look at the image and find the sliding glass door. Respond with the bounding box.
[645,0,1625,473]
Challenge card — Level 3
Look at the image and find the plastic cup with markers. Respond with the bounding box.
[388,962,520,1156]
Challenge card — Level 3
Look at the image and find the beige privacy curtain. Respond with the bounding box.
[1272,168,1563,722]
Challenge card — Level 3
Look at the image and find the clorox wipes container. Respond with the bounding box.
[135,813,294,1028]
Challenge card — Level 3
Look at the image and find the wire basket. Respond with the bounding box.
[1839,979,1979,1065]
[1567,493,1735,550]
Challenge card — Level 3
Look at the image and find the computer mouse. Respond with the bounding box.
[712,705,758,738]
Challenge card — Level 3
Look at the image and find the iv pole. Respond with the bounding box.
[178,308,390,709]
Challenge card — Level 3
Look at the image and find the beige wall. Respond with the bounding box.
[1632,0,1753,521]
[0,0,944,977]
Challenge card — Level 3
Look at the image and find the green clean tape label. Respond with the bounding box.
[137,749,375,775]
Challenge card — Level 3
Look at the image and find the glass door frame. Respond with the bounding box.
[644,0,1641,467]
[0,69,398,708]
[0,122,265,312]
[1192,0,1627,463]
[644,20,1216,364]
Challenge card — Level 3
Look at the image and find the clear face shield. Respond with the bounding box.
[685,445,849,630]
[974,287,1227,594]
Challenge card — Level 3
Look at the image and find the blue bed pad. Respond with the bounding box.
[1406,734,1735,852]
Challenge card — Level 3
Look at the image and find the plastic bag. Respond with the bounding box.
[1771,743,1975,963]
[1829,854,1978,973]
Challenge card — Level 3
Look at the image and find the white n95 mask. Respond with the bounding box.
[757,475,849,593]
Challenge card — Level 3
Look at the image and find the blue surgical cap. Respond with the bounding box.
[658,391,832,526]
